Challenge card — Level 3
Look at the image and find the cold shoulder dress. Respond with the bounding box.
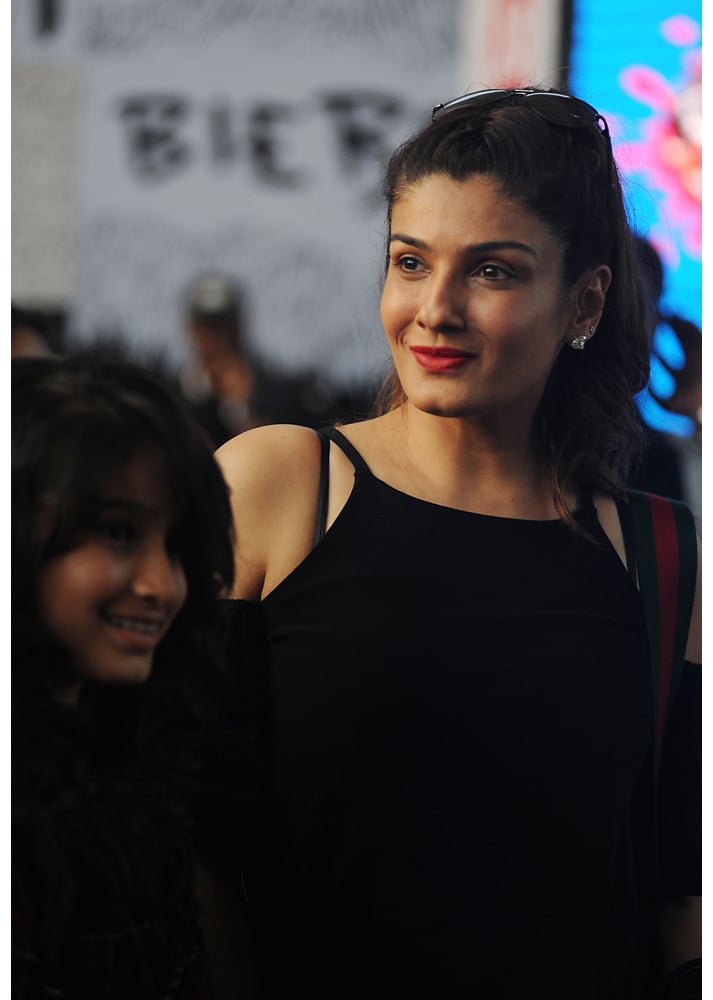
[234,427,700,1000]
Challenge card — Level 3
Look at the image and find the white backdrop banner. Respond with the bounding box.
[13,0,565,386]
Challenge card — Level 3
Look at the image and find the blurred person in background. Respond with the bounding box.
[180,272,377,443]
[180,275,259,447]
[632,237,702,530]
[11,304,65,358]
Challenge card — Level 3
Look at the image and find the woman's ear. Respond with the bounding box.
[568,265,612,347]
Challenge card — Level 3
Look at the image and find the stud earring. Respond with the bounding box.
[569,325,595,350]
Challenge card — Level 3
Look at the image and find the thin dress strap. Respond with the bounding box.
[320,426,371,473]
[313,426,371,546]
[313,430,331,548]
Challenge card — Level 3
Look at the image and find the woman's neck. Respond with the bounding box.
[374,406,563,519]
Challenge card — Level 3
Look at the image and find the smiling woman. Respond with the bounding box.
[11,355,252,999]
[215,87,701,999]
[379,172,608,429]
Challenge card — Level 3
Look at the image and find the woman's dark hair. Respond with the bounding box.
[376,89,651,523]
[12,353,235,774]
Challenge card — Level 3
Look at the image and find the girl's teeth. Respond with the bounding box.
[107,615,160,634]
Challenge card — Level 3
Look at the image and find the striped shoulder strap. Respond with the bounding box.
[616,490,698,771]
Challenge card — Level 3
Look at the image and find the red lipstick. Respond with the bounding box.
[410,346,476,372]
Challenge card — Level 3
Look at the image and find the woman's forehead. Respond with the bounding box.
[390,174,559,248]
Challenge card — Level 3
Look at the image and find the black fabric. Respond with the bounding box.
[660,958,702,999]
[236,437,700,1000]
[193,599,270,892]
[616,494,639,583]
[12,700,210,999]
[657,661,702,899]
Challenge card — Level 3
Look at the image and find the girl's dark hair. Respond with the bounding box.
[377,90,650,523]
[12,353,236,777]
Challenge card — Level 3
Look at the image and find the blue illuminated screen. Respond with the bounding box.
[568,1,701,436]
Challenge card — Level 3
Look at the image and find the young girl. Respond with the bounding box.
[11,354,244,998]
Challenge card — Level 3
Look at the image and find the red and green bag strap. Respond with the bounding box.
[616,490,698,773]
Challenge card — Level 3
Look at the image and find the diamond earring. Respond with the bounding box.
[569,325,595,350]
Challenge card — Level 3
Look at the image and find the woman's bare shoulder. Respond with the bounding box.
[215,424,324,600]
[215,423,322,490]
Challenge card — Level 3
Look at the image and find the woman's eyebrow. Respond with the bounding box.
[389,233,429,249]
[389,234,537,256]
[461,240,538,257]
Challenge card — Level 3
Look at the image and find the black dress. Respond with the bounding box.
[238,428,700,1000]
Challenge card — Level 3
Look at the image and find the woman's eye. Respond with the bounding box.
[98,517,136,544]
[395,255,423,273]
[475,263,513,280]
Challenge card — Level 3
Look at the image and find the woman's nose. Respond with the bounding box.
[415,274,467,333]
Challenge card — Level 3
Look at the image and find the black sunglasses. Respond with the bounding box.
[432,88,610,141]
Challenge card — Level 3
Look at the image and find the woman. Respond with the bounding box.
[12,355,254,998]
[216,88,701,999]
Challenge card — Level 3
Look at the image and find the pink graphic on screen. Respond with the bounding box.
[613,14,701,265]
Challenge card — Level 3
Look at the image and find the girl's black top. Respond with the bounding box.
[237,427,701,1000]
[12,696,211,999]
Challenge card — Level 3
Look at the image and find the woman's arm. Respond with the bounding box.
[215,424,324,600]
[658,539,701,985]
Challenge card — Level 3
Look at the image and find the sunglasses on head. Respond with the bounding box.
[432,88,610,141]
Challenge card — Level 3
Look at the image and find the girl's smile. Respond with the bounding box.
[37,448,187,702]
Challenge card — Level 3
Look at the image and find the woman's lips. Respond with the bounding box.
[409,346,476,372]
